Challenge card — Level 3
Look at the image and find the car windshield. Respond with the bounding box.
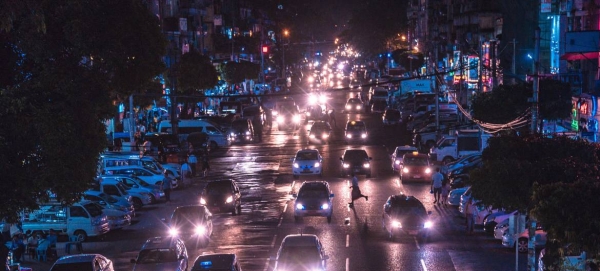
[231,121,249,130]
[296,152,318,160]
[403,157,429,166]
[344,151,367,160]
[173,208,205,224]
[132,177,153,188]
[347,98,361,104]
[101,193,119,204]
[390,204,426,216]
[206,182,231,195]
[82,202,104,217]
[279,247,321,265]
[137,248,178,264]
[298,187,328,198]
[50,262,94,271]
[386,110,400,118]
[395,149,416,157]
[311,122,329,130]
[347,124,365,131]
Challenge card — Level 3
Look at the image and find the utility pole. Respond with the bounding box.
[531,28,540,134]
[478,36,484,93]
[509,38,518,84]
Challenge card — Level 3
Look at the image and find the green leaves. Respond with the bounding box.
[174,50,218,95]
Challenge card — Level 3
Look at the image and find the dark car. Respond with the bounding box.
[140,133,181,163]
[344,98,364,113]
[167,205,213,248]
[400,153,433,182]
[242,105,265,127]
[382,109,401,125]
[344,120,368,144]
[382,194,433,241]
[307,121,332,144]
[229,118,255,143]
[340,149,372,177]
[276,104,302,130]
[199,179,242,215]
[370,100,387,114]
[293,181,334,223]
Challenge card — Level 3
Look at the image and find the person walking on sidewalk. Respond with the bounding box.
[431,168,444,204]
[348,173,368,207]
[201,151,210,177]
[465,197,475,234]
[162,171,173,203]
[188,153,198,177]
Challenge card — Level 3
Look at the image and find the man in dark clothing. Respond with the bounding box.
[329,109,337,128]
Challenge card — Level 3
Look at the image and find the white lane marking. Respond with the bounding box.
[283,203,288,213]
[278,202,287,228]
[277,217,283,228]
[420,258,428,271]
[346,257,350,271]
[271,234,277,248]
[414,236,420,249]
[263,259,269,271]
[346,234,350,247]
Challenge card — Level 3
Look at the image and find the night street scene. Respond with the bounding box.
[2,0,600,270]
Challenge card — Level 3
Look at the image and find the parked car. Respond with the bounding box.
[382,109,401,125]
[447,186,469,206]
[130,236,188,271]
[340,149,372,177]
[50,254,114,271]
[104,166,169,187]
[199,179,242,215]
[484,210,518,233]
[293,181,334,223]
[382,194,433,241]
[89,179,140,210]
[99,175,162,205]
[90,202,131,230]
[390,146,419,174]
[291,149,324,179]
[271,234,329,271]
[142,133,182,163]
[82,191,135,218]
[442,153,481,175]
[502,227,547,253]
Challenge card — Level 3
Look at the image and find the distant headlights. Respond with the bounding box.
[292,115,301,123]
[195,225,206,235]
[296,203,305,210]
[343,163,350,168]
[320,203,329,210]
[169,228,179,236]
[402,168,409,173]
[346,105,351,110]
[346,134,352,139]
[425,168,432,174]
[276,116,285,123]
[225,196,233,203]
[392,221,401,228]
[361,133,367,138]
[363,163,370,168]
[394,160,401,165]
[200,198,206,205]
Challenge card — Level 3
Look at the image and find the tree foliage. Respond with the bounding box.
[174,50,218,95]
[222,61,260,85]
[469,134,600,256]
[0,0,166,221]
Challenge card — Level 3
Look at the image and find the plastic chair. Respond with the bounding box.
[35,246,47,261]
[65,235,83,254]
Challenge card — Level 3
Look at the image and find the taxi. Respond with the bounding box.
[291,149,323,179]
[191,253,242,271]
[400,152,433,182]
[131,236,188,271]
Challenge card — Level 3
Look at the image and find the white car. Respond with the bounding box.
[458,187,472,216]
[484,210,518,233]
[494,219,509,240]
[105,165,168,187]
[447,186,469,206]
[50,254,114,271]
[292,149,323,179]
[271,234,329,271]
[390,145,419,173]
[502,228,547,253]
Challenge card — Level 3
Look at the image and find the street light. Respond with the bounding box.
[282,30,290,79]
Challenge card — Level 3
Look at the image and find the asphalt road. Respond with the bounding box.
[20,88,532,271]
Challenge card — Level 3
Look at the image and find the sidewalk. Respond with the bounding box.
[12,241,117,271]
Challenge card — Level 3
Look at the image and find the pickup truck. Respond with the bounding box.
[429,129,491,164]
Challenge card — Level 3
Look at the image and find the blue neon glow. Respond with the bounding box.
[200,261,212,267]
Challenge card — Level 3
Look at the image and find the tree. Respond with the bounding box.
[222,61,260,87]
[0,0,166,221]
[174,50,219,95]
[469,134,600,257]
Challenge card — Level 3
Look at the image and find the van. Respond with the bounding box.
[157,120,230,149]
[100,153,180,178]
[94,177,153,209]
[20,200,110,242]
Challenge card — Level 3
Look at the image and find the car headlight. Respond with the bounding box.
[361,133,367,138]
[169,228,179,236]
[272,110,278,116]
[424,221,433,229]
[309,95,318,104]
[195,225,206,235]
[314,162,321,167]
[296,203,305,210]
[346,105,351,109]
[394,160,400,165]
[226,196,233,203]
[306,112,311,117]
[363,163,370,168]
[200,198,206,205]
[343,163,349,168]
[403,167,409,173]
[322,133,329,138]
[230,132,235,137]
[246,131,251,135]
[346,134,352,138]
[293,163,299,168]
[276,116,285,123]
[356,105,362,109]
[425,168,432,174]
[392,221,401,228]
[292,115,301,123]
[321,203,329,210]
[319,96,327,104]
[309,134,316,138]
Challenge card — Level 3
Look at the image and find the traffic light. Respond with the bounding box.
[262,45,269,54]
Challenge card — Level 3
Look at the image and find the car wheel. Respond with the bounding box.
[517,238,528,253]
[74,230,87,242]
[149,194,157,204]
[484,222,497,233]
[132,197,143,210]
[327,216,332,223]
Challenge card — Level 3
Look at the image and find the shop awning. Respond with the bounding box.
[560,52,600,61]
